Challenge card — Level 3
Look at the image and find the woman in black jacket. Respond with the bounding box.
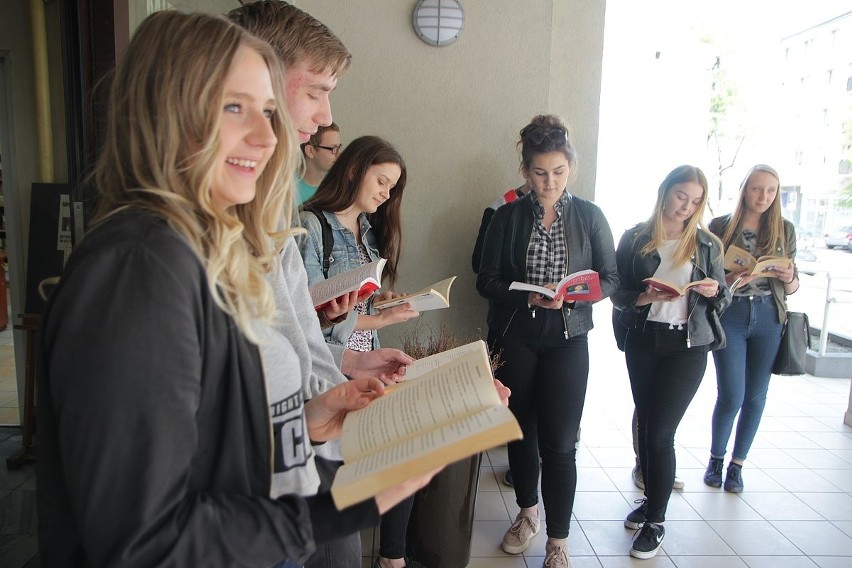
[612,165,730,560]
[477,114,618,568]
[37,12,435,567]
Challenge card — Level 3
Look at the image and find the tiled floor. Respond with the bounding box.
[2,302,851,567]
[361,302,852,567]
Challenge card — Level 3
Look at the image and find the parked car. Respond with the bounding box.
[824,225,852,250]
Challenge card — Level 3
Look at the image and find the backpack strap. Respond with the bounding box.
[301,206,333,278]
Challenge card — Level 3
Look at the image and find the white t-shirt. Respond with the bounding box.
[647,240,690,326]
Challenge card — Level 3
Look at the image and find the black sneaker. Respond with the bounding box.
[724,462,744,493]
[624,498,647,529]
[703,457,723,488]
[502,469,514,487]
[630,522,665,559]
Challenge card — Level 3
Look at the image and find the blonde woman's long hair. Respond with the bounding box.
[91,10,300,341]
[719,164,786,258]
[638,165,712,266]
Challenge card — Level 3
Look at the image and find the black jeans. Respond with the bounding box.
[494,308,589,539]
[377,494,415,559]
[625,325,708,523]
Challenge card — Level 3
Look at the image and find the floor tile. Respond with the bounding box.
[738,492,823,521]
[796,493,852,521]
[597,555,675,566]
[573,492,633,521]
[770,521,852,556]
[784,449,852,470]
[656,520,736,556]
[669,556,749,567]
[741,556,819,567]
[811,556,852,567]
[578,520,639,557]
[474,489,509,521]
[679,492,762,521]
[765,469,847,493]
[576,467,619,492]
[814,470,852,492]
[707,519,801,555]
[835,521,852,538]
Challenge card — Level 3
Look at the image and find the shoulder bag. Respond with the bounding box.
[772,311,810,376]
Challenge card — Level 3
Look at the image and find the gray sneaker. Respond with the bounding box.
[501,512,540,554]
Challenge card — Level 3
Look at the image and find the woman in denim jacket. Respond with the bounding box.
[612,165,730,560]
[299,136,418,352]
[298,135,422,568]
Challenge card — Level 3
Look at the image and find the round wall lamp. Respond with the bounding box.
[412,0,464,47]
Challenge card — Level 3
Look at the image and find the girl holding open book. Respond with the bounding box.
[477,114,619,568]
[299,136,423,568]
[612,165,730,559]
[703,164,798,493]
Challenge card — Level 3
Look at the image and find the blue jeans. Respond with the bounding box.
[711,295,783,461]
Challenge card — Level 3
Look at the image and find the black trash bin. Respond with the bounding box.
[406,453,482,568]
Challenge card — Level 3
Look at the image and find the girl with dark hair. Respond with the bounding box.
[477,114,619,568]
[612,165,730,559]
[299,135,422,568]
[704,164,798,493]
[300,135,417,351]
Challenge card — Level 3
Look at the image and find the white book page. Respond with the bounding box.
[340,342,499,462]
[309,258,386,307]
[404,340,485,380]
[336,405,516,482]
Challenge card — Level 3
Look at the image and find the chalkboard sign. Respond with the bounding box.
[25,183,71,314]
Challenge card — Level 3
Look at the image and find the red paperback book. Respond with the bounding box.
[509,269,602,302]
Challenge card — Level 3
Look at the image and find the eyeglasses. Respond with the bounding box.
[523,125,568,146]
[312,143,343,156]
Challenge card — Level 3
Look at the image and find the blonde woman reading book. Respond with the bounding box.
[612,165,730,559]
[704,164,798,493]
[36,12,435,567]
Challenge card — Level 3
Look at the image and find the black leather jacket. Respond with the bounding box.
[612,223,731,349]
[476,192,619,339]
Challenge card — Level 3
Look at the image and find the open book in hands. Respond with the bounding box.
[329,340,522,510]
[642,277,706,297]
[309,258,387,311]
[508,269,602,302]
[723,245,792,291]
[373,276,457,312]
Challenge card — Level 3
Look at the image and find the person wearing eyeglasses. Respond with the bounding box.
[298,123,342,204]
[477,114,618,568]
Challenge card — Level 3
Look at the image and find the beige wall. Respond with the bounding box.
[173,0,607,345]
[295,0,606,346]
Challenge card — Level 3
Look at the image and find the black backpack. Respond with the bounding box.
[301,206,334,278]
